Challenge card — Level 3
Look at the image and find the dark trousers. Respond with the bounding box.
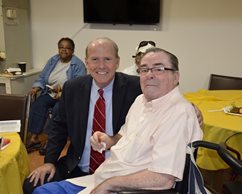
[28,94,57,135]
[23,157,88,194]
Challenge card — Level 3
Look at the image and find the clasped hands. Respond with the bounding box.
[30,84,62,101]
[46,84,62,99]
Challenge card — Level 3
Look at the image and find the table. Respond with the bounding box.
[0,133,29,194]
[0,68,41,94]
[184,90,242,170]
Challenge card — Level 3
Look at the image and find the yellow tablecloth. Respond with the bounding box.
[0,133,29,194]
[184,90,242,170]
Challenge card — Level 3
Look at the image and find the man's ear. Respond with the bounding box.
[174,71,180,85]
[115,58,120,70]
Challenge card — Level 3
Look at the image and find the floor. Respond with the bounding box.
[27,134,69,172]
[28,149,45,171]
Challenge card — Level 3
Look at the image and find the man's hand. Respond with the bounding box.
[30,87,41,101]
[90,131,109,151]
[193,104,203,128]
[52,84,62,99]
[28,163,56,186]
[90,131,122,151]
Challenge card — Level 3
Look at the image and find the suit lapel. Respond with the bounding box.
[76,76,92,141]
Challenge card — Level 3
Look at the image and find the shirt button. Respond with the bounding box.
[78,156,81,160]
[67,170,70,174]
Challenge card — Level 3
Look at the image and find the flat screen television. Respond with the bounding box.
[83,0,160,25]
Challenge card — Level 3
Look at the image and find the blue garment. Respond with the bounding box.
[32,54,86,95]
[28,54,86,134]
[28,94,56,134]
[33,181,85,194]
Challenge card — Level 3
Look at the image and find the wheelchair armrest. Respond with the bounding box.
[218,145,242,175]
[190,140,242,175]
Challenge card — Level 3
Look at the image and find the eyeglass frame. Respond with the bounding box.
[58,46,73,51]
[137,64,177,75]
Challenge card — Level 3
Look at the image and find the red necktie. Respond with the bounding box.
[89,89,106,174]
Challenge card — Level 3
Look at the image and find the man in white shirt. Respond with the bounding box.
[122,41,156,75]
[33,47,203,194]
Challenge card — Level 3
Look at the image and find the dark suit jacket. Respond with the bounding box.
[45,72,142,174]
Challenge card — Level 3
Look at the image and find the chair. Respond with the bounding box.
[112,141,242,194]
[26,92,55,154]
[208,74,242,90]
[0,93,31,144]
[222,132,242,194]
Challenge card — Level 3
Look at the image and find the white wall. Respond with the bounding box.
[30,0,242,92]
[0,0,5,52]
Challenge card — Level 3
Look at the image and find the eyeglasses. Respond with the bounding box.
[58,47,73,51]
[137,65,177,76]
[138,41,156,48]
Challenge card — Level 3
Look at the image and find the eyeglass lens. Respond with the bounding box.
[59,47,73,50]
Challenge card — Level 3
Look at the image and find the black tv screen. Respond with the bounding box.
[83,0,160,25]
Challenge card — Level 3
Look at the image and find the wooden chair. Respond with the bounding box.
[208,74,242,90]
[0,94,31,144]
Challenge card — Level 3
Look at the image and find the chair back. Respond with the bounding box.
[222,133,242,194]
[209,74,242,90]
[0,94,30,144]
[192,141,242,194]
[224,132,242,161]
[223,132,242,181]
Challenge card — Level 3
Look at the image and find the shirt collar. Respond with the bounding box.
[92,78,114,96]
[142,87,180,110]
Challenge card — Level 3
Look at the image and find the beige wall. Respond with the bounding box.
[0,0,32,70]
[30,0,242,92]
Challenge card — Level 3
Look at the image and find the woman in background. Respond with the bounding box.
[26,37,86,153]
[122,40,156,75]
